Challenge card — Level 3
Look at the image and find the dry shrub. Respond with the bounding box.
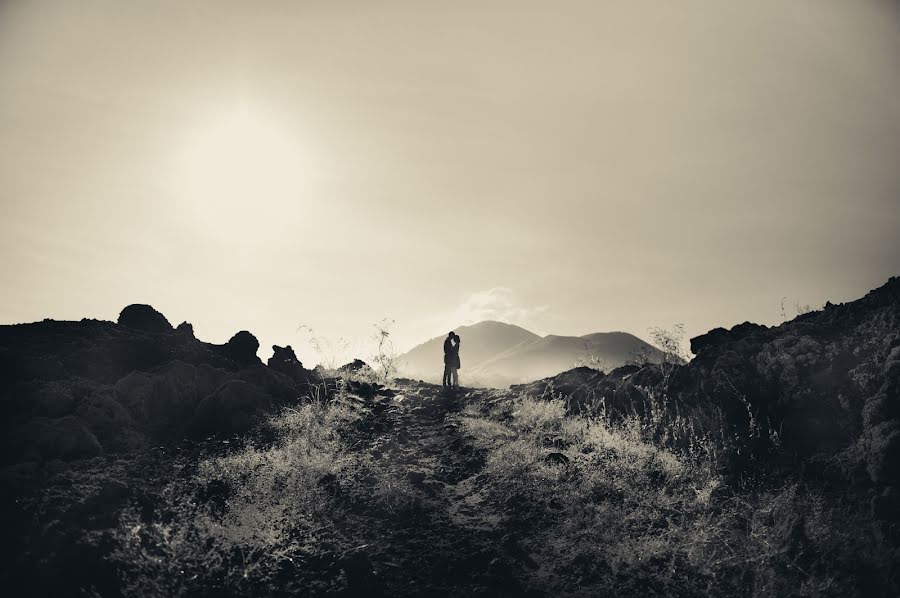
[111,400,361,596]
[197,402,359,546]
[511,397,566,431]
[457,395,760,595]
[457,389,893,597]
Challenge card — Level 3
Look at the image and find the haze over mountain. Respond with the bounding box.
[398,321,668,387]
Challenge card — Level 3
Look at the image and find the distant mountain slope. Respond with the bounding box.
[475,332,666,386]
[399,321,539,380]
[397,322,666,387]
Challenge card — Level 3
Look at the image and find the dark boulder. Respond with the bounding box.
[861,420,900,486]
[607,364,642,378]
[221,331,261,367]
[237,365,300,401]
[339,359,369,374]
[75,386,143,453]
[5,352,67,382]
[6,415,102,462]
[267,345,308,383]
[113,361,230,438]
[107,336,173,375]
[690,322,768,356]
[192,379,272,436]
[512,366,604,396]
[22,382,76,418]
[117,304,173,334]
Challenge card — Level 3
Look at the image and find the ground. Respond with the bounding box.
[97,378,772,597]
[4,281,900,596]
[5,375,897,597]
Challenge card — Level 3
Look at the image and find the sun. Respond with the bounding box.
[176,103,309,238]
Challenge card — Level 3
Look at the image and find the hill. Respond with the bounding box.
[398,321,540,381]
[1,277,899,596]
[398,322,667,387]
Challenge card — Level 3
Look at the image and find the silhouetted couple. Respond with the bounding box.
[443,332,461,388]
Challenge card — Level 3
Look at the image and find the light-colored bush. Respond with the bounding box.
[112,399,361,595]
[511,397,566,431]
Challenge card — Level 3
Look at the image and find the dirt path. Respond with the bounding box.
[331,381,536,597]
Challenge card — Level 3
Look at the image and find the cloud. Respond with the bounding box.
[449,287,551,331]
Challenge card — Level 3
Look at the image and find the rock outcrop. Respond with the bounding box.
[193,379,272,436]
[219,330,262,367]
[0,305,314,464]
[267,345,308,384]
[117,304,173,334]
[519,277,900,515]
[8,415,102,462]
[339,358,369,374]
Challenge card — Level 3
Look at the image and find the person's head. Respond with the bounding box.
[448,331,455,339]
[453,333,460,341]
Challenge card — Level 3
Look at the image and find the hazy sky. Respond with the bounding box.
[2,0,899,364]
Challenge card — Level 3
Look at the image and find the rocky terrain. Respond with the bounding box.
[0,277,898,596]
[0,304,315,460]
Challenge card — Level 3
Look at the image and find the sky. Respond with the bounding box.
[1,0,899,365]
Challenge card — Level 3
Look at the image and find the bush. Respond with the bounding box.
[111,399,362,596]
[456,391,887,596]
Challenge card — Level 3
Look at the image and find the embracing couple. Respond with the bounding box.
[442,332,461,388]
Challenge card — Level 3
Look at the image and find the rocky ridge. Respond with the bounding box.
[0,305,315,464]
[515,276,900,514]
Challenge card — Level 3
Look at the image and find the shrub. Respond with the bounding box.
[111,399,361,596]
[456,386,892,596]
[511,397,566,431]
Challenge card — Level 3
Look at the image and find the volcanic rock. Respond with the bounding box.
[221,330,261,367]
[192,379,272,436]
[117,304,173,334]
[9,415,102,462]
[267,344,308,383]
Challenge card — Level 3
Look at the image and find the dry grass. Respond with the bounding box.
[457,395,888,597]
[111,399,363,596]
[106,387,893,597]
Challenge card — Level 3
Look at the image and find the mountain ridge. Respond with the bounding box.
[398,320,668,387]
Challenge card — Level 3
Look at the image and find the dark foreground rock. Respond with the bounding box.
[0,304,332,595]
[0,304,318,463]
[117,304,173,334]
[517,277,900,518]
[268,344,307,383]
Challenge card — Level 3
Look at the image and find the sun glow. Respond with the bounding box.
[176,103,309,238]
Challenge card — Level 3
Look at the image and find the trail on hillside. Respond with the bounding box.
[326,381,538,597]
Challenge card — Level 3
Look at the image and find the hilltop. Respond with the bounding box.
[0,277,899,596]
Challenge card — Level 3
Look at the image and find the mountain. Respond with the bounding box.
[397,321,668,387]
[399,321,539,380]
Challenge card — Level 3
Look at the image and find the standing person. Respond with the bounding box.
[442,332,456,387]
[449,333,461,388]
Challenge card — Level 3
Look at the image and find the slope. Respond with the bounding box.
[398,321,539,379]
[472,331,665,385]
